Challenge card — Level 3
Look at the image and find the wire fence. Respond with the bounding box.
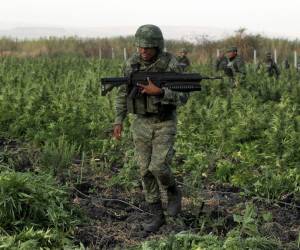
[0,43,299,67]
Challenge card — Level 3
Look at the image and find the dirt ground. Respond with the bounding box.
[1,139,299,250]
[70,164,300,250]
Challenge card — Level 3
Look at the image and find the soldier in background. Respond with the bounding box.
[113,24,187,234]
[176,48,191,71]
[215,50,227,72]
[283,58,290,70]
[215,46,246,86]
[257,52,280,79]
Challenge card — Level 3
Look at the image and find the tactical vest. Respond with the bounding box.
[126,53,173,115]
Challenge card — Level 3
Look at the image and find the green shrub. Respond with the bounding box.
[0,227,84,250]
[0,169,79,232]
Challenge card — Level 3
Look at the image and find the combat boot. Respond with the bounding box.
[142,201,165,233]
[167,185,182,216]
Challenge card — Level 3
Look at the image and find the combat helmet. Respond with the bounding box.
[227,46,238,52]
[135,24,164,51]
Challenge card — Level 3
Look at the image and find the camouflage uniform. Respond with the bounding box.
[257,53,280,78]
[115,25,188,205]
[215,47,246,86]
[176,48,191,71]
[215,55,228,72]
[283,58,290,69]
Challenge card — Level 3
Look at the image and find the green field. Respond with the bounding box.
[0,55,299,249]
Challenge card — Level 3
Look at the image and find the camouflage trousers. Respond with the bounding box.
[131,115,176,204]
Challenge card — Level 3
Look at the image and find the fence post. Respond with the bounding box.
[111,48,115,59]
[274,49,277,63]
[99,48,102,59]
[253,49,257,64]
[123,48,127,61]
[294,51,297,68]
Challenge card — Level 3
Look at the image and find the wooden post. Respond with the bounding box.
[274,49,277,63]
[217,49,220,57]
[111,48,115,59]
[294,51,297,68]
[123,48,127,61]
[99,48,102,59]
[253,49,257,64]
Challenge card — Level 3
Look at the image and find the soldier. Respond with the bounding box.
[113,24,188,233]
[215,46,246,86]
[257,52,280,78]
[215,50,227,72]
[176,48,191,71]
[283,58,290,70]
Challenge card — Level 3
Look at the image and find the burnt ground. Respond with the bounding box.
[1,138,299,250]
[0,138,35,172]
[69,164,300,250]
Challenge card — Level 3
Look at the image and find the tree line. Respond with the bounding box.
[0,29,300,64]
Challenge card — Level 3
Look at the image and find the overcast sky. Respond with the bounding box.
[1,0,299,38]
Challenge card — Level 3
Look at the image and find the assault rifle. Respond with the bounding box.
[101,72,222,97]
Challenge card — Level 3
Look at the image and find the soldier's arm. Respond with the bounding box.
[114,85,127,124]
[114,63,129,125]
[160,56,189,106]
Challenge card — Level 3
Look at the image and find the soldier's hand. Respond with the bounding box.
[113,124,122,140]
[137,77,163,96]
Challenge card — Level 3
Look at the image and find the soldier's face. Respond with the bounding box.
[138,47,157,61]
[227,51,237,59]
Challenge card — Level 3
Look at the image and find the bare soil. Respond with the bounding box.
[70,164,300,250]
[1,139,298,250]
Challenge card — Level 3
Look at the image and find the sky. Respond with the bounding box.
[0,0,299,38]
